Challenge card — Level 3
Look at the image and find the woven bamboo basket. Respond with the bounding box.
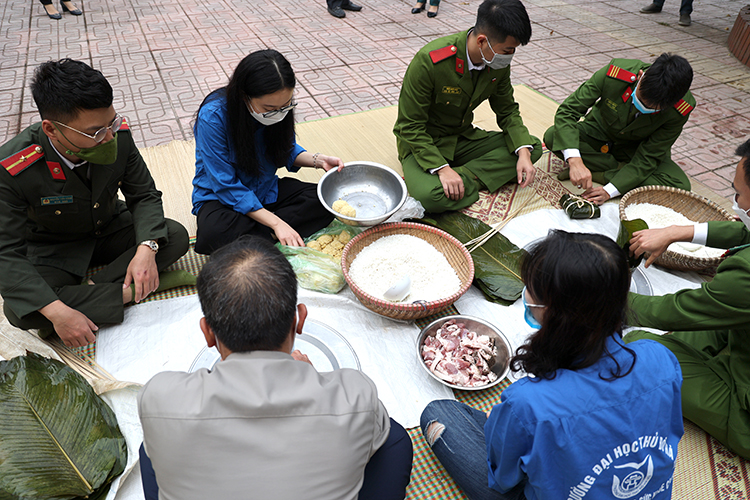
[619,186,734,271]
[341,222,474,321]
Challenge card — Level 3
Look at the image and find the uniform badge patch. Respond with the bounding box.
[605,98,618,111]
[622,87,633,103]
[47,161,66,181]
[442,86,462,95]
[41,195,74,205]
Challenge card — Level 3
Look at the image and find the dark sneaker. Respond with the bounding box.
[679,13,691,25]
[342,2,362,11]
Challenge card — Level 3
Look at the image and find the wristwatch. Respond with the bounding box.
[139,240,159,253]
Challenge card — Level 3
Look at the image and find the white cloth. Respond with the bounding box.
[96,292,453,429]
[100,203,706,500]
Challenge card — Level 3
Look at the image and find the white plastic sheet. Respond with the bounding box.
[99,203,706,500]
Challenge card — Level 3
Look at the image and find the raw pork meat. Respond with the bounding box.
[420,319,498,388]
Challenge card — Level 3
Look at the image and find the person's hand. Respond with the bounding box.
[40,300,98,347]
[567,157,592,190]
[581,186,610,205]
[273,220,305,247]
[291,349,313,365]
[124,245,159,303]
[437,166,465,201]
[630,227,684,268]
[516,148,535,188]
[320,155,344,172]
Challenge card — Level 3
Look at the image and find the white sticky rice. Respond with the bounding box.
[625,203,724,258]
[348,234,462,302]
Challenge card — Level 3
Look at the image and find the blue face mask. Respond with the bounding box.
[521,286,543,329]
[632,82,658,114]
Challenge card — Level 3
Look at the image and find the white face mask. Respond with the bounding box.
[480,39,514,70]
[246,101,289,126]
[732,194,750,230]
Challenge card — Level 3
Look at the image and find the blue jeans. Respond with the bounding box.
[651,0,693,15]
[420,400,526,500]
[140,418,413,500]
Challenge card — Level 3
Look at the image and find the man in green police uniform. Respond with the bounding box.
[0,59,191,348]
[393,0,542,213]
[544,53,694,205]
[625,139,750,459]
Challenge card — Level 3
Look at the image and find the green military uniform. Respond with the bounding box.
[0,122,189,330]
[393,30,542,213]
[626,221,750,459]
[544,58,694,196]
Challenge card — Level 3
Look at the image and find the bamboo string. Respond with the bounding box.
[46,338,117,382]
[465,195,535,253]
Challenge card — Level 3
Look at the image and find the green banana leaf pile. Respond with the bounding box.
[420,212,527,306]
[0,353,127,500]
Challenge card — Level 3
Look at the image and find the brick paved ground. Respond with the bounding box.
[2,0,748,198]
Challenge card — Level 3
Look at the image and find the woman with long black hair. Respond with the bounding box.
[192,49,342,254]
[420,230,684,500]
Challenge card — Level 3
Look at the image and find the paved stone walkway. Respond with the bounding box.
[2,0,748,198]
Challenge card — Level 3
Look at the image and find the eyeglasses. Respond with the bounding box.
[248,99,297,118]
[54,114,124,143]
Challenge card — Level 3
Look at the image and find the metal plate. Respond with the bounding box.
[630,266,653,296]
[417,315,511,391]
[188,319,360,373]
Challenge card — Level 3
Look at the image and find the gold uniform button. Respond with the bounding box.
[451,46,456,52]
[93,202,100,209]
[117,181,122,186]
[96,220,103,225]
[35,146,43,154]
[95,230,101,235]
[54,210,61,215]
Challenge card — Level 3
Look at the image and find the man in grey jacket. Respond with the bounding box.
[137,236,412,500]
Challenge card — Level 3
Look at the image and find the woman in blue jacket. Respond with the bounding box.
[192,50,343,254]
[421,230,684,500]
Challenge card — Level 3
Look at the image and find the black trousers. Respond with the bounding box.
[194,177,334,255]
[327,0,353,8]
[4,219,189,329]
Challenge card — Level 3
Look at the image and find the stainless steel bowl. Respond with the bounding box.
[317,161,408,227]
[417,315,511,391]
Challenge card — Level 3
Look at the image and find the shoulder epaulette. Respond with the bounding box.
[429,45,458,64]
[119,117,130,131]
[1,144,44,177]
[606,64,637,83]
[673,99,694,116]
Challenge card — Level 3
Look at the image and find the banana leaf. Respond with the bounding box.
[0,353,127,500]
[617,218,649,269]
[420,212,527,306]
